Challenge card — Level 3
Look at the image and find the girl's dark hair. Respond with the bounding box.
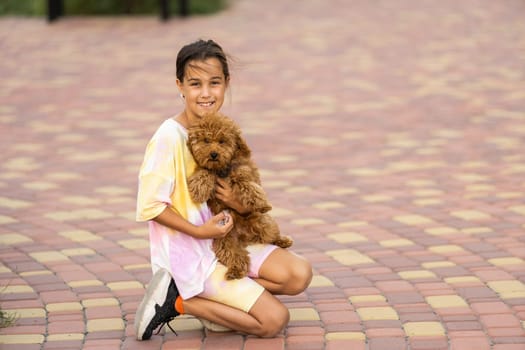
[176,39,230,82]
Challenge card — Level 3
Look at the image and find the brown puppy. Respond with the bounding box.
[187,113,293,279]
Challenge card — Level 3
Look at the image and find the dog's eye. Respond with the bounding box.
[204,138,210,143]
[219,139,225,144]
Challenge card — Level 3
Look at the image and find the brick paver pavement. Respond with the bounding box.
[1,0,525,349]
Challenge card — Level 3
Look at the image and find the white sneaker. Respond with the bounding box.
[134,269,180,340]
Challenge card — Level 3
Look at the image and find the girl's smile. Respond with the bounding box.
[197,101,215,108]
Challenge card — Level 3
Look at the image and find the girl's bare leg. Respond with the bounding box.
[181,249,311,337]
[183,289,289,337]
[254,248,313,295]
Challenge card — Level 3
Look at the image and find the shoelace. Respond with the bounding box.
[154,318,178,336]
[151,302,179,336]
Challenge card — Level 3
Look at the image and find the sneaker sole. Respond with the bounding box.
[134,268,173,340]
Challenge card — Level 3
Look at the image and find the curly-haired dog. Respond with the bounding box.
[187,113,293,279]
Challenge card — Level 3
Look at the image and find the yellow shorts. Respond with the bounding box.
[198,244,278,312]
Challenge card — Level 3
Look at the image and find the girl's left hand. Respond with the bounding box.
[215,178,249,215]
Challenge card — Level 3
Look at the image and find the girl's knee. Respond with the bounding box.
[288,258,313,295]
[260,306,289,337]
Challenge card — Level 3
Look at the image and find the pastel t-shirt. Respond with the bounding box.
[136,118,216,299]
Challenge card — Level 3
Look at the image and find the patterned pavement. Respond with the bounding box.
[1,0,525,349]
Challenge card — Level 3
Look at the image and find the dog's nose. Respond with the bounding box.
[210,152,218,160]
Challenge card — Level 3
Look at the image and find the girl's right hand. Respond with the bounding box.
[198,211,234,238]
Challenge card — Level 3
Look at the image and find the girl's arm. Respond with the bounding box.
[153,207,233,239]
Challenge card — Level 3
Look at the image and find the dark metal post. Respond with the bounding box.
[47,0,64,22]
[180,0,189,17]
[159,0,170,21]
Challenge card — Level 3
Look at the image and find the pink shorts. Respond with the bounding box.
[246,243,279,278]
[198,244,278,312]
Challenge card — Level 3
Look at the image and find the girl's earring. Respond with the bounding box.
[180,93,185,99]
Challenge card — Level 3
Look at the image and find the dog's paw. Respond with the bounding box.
[187,179,206,202]
[188,171,215,203]
[274,236,293,248]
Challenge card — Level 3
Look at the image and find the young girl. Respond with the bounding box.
[134,39,312,340]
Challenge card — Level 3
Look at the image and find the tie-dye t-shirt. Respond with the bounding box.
[136,118,217,299]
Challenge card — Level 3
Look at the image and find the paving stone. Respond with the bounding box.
[493,345,525,350]
[323,323,362,333]
[385,292,426,304]
[325,331,365,340]
[409,336,449,350]
[487,327,525,337]
[86,318,125,332]
[479,314,522,328]
[356,307,399,321]
[326,339,366,350]
[0,334,45,344]
[85,306,122,319]
[487,280,525,299]
[2,1,525,349]
[399,312,439,323]
[426,295,468,308]
[82,339,123,349]
[491,337,525,345]
[325,249,375,266]
[366,273,403,282]
[33,282,71,292]
[0,233,33,244]
[82,297,120,308]
[375,280,415,292]
[286,341,325,350]
[441,315,479,322]
[368,337,406,350]
[365,328,405,338]
[403,322,446,337]
[428,245,466,255]
[244,337,285,350]
[289,308,320,321]
[444,276,482,285]
[162,338,201,350]
[47,320,85,334]
[45,302,83,312]
[394,215,435,226]
[286,326,325,337]
[309,275,334,287]
[398,270,438,280]
[375,255,419,269]
[327,232,368,244]
[0,285,34,294]
[470,301,513,315]
[445,321,483,331]
[43,339,84,349]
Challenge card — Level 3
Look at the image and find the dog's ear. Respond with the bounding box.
[186,125,201,155]
[235,128,251,158]
[186,129,196,153]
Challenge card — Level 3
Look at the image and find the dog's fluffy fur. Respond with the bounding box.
[187,113,293,279]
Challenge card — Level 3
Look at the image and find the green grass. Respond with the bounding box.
[0,0,226,16]
[0,307,17,328]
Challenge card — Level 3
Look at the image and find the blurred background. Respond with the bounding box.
[1,1,525,349]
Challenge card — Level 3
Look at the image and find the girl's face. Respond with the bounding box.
[176,58,229,124]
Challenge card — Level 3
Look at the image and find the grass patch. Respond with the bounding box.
[0,307,17,328]
[0,0,226,16]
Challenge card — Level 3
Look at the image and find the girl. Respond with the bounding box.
[134,39,312,340]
